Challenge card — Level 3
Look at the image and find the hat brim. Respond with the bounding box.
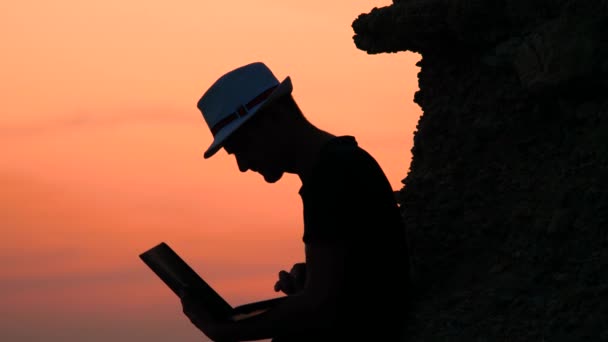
[203,76,293,159]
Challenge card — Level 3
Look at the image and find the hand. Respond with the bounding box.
[273,262,306,295]
[179,286,225,341]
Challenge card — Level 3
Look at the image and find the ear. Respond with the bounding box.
[255,105,281,127]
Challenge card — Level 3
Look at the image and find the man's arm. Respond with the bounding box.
[183,240,346,341]
[273,262,306,295]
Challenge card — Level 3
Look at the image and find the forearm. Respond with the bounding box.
[215,292,334,341]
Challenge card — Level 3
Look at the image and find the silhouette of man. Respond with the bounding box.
[180,62,411,341]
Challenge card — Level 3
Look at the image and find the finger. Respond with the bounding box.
[178,285,195,300]
[182,298,193,317]
[278,271,294,294]
[279,270,293,286]
[180,287,202,315]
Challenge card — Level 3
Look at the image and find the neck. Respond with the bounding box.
[284,125,335,183]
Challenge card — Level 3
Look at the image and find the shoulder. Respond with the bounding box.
[318,136,376,171]
[300,136,390,202]
[317,136,386,186]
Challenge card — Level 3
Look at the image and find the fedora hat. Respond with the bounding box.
[197,62,293,159]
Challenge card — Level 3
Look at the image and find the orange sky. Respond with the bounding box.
[0,1,421,341]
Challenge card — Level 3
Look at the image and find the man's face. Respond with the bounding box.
[222,112,284,183]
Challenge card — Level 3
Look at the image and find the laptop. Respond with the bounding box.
[139,242,286,321]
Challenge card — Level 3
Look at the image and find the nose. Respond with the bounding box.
[236,154,249,172]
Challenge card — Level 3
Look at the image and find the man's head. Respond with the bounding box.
[224,94,308,182]
[197,62,308,183]
[197,62,292,160]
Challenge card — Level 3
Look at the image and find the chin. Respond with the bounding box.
[262,171,283,183]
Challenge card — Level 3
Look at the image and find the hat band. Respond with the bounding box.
[210,85,279,137]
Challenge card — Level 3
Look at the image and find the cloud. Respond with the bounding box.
[0,108,201,139]
[0,264,146,292]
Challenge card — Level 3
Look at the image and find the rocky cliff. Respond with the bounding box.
[353,1,608,340]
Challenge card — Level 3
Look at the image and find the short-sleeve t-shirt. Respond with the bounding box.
[298,135,411,340]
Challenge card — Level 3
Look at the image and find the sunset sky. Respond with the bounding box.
[1,1,421,341]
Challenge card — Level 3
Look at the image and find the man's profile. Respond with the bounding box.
[180,62,411,341]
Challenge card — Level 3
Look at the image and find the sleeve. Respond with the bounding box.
[302,150,376,244]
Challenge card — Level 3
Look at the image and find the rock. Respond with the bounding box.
[352,0,608,340]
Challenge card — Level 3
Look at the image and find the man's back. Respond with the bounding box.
[298,135,411,340]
